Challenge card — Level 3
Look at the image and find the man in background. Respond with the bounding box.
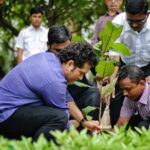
[16,6,48,63]
[91,0,123,44]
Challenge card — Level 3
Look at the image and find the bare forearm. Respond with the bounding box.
[68,101,84,122]
[116,117,130,128]
[17,48,23,64]
[68,101,101,132]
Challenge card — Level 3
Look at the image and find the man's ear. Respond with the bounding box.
[66,60,75,68]
[65,60,76,72]
[139,80,145,86]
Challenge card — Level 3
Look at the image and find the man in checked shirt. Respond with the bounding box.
[117,65,150,129]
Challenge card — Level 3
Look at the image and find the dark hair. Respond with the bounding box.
[118,65,145,83]
[125,0,148,14]
[30,7,43,16]
[48,25,71,45]
[58,42,97,68]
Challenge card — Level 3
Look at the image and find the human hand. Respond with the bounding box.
[82,120,101,133]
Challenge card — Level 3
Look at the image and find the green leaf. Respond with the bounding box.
[82,106,97,116]
[110,43,131,56]
[101,78,117,98]
[99,21,123,53]
[86,115,93,121]
[96,61,115,78]
[71,35,85,42]
[93,41,102,51]
[86,70,95,82]
[73,81,94,88]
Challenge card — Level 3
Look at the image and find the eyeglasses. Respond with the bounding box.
[127,17,147,25]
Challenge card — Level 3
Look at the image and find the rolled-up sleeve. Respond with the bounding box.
[15,31,24,49]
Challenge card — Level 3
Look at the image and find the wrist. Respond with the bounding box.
[79,117,87,127]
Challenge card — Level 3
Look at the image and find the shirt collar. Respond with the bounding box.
[105,10,121,16]
[29,25,43,31]
[138,82,149,105]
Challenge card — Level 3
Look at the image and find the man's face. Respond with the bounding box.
[63,61,91,83]
[127,13,148,32]
[30,13,43,28]
[119,78,145,101]
[105,0,123,12]
[50,40,71,54]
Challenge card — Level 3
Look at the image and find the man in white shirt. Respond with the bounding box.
[109,0,150,127]
[16,7,48,64]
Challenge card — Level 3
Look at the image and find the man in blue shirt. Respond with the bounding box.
[0,42,100,141]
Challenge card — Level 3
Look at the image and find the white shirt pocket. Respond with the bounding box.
[39,37,48,51]
[24,37,34,51]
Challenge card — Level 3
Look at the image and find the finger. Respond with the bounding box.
[91,129,101,134]
[92,120,100,125]
[93,124,101,130]
[112,88,115,98]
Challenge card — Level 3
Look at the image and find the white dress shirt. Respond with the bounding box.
[112,12,150,67]
[16,25,48,60]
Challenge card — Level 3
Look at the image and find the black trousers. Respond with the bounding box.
[68,77,100,120]
[110,62,150,127]
[0,105,68,141]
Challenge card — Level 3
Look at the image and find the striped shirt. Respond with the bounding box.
[112,12,150,67]
[120,82,150,120]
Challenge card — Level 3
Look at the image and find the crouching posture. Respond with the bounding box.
[117,65,150,129]
[0,42,100,141]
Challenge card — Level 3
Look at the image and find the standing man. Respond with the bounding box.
[16,7,48,64]
[91,0,123,44]
[0,42,100,141]
[110,0,150,126]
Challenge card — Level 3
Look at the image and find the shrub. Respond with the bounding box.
[0,127,150,150]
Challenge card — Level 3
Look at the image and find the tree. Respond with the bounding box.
[0,0,107,77]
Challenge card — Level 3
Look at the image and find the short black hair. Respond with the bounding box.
[30,7,43,16]
[125,0,148,14]
[48,25,71,45]
[118,65,145,84]
[58,42,97,68]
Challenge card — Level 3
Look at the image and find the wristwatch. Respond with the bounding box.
[79,117,87,126]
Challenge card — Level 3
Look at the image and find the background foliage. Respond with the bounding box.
[0,0,150,78]
[0,0,107,78]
